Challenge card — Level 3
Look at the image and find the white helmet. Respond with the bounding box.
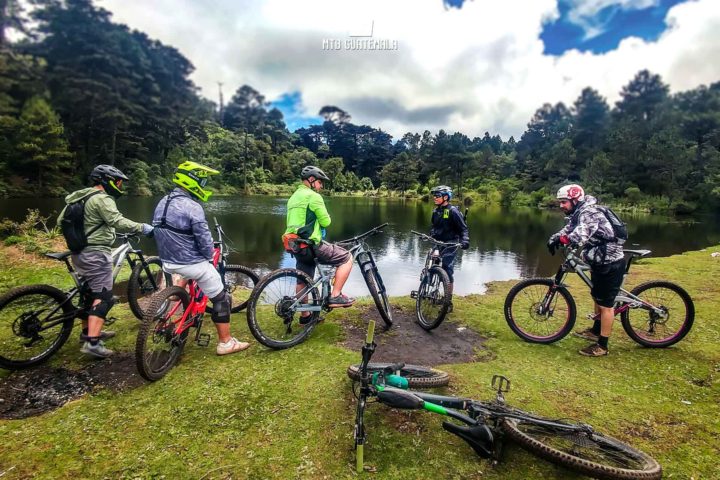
[556,184,585,202]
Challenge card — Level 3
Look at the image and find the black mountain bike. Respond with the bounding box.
[0,234,169,370]
[246,223,392,350]
[504,246,694,346]
[409,231,461,330]
[351,320,662,479]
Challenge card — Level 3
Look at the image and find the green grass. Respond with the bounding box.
[0,245,718,479]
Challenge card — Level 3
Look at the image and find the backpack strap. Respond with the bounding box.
[155,194,194,236]
[81,191,105,239]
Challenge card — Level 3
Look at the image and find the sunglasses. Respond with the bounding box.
[433,193,444,198]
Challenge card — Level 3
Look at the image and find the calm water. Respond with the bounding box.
[2,196,720,295]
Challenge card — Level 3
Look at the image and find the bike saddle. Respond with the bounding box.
[442,421,494,459]
[45,251,73,261]
[623,249,651,258]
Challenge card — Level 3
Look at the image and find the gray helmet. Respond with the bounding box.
[301,165,330,182]
[89,164,129,198]
[430,185,453,200]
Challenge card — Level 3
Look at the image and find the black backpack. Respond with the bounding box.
[596,205,628,243]
[60,191,103,253]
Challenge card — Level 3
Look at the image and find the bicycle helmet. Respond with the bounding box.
[89,164,129,198]
[430,185,453,200]
[556,184,585,202]
[301,165,330,182]
[173,161,220,202]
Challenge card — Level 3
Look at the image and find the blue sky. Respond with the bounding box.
[270,92,322,132]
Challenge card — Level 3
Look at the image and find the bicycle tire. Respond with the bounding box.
[135,286,191,381]
[502,417,662,480]
[621,280,695,348]
[246,268,320,350]
[346,363,450,388]
[225,264,260,313]
[504,278,577,344]
[0,284,76,370]
[416,266,451,331]
[362,267,393,328]
[128,256,171,321]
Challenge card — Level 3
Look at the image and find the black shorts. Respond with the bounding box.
[294,242,351,278]
[590,259,626,308]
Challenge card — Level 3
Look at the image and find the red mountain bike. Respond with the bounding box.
[135,220,258,380]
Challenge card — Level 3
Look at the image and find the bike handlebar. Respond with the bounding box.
[336,223,389,245]
[410,231,462,248]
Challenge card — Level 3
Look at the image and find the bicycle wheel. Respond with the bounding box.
[246,268,320,350]
[346,363,450,388]
[224,265,260,313]
[128,257,171,320]
[504,279,577,344]
[362,266,393,328]
[416,266,451,331]
[621,281,695,348]
[0,285,76,370]
[136,286,191,381]
[502,417,662,480]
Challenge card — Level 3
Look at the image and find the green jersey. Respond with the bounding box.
[284,184,331,244]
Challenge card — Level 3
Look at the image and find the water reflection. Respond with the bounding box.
[1,196,719,296]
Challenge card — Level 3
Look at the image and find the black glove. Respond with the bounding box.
[461,241,470,250]
[547,238,559,256]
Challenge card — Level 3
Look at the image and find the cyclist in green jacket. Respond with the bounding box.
[284,166,354,314]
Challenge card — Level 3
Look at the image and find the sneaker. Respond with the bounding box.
[216,337,251,356]
[573,327,599,342]
[328,294,355,308]
[447,301,454,313]
[80,341,113,359]
[79,330,116,344]
[299,313,314,326]
[579,343,609,357]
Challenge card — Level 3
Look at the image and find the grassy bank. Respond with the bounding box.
[0,243,718,479]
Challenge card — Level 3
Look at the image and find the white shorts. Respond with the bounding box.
[162,261,224,299]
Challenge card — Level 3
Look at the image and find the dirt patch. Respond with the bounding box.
[340,305,487,366]
[0,353,147,419]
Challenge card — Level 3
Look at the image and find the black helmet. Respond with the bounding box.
[301,165,330,182]
[89,164,129,198]
[430,185,453,200]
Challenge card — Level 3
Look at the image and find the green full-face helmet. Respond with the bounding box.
[173,161,220,202]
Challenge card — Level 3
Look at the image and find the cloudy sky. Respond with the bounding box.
[97,0,720,140]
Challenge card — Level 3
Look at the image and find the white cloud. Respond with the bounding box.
[564,0,660,39]
[96,0,720,140]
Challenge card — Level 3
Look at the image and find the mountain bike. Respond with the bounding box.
[0,234,170,370]
[135,220,259,381]
[504,246,695,346]
[351,320,662,479]
[409,231,462,330]
[246,223,392,350]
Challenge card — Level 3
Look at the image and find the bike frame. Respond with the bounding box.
[540,246,667,320]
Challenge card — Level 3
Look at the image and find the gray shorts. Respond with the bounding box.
[72,251,113,293]
[295,241,351,278]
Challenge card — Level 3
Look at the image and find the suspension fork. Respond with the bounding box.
[538,266,568,314]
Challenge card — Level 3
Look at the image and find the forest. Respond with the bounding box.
[1,0,720,212]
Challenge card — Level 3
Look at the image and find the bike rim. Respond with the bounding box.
[253,272,318,345]
[626,286,688,344]
[0,293,69,364]
[511,285,571,340]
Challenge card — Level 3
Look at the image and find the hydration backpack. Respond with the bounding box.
[60,191,103,253]
[596,205,628,243]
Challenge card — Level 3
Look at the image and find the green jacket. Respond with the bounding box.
[284,184,331,244]
[57,187,144,254]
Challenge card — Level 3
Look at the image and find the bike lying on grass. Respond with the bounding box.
[409,231,462,330]
[135,220,258,381]
[350,319,662,479]
[504,246,695,346]
[0,233,170,370]
[246,223,392,350]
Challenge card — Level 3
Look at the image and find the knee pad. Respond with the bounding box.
[210,291,232,324]
[87,289,116,320]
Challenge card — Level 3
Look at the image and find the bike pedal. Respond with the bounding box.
[196,333,211,347]
[410,290,418,299]
[104,316,118,326]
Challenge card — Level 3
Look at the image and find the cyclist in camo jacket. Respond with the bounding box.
[547,184,625,357]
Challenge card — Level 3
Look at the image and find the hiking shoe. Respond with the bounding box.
[216,337,251,356]
[447,301,454,313]
[328,294,355,308]
[80,341,113,359]
[299,313,314,326]
[573,327,599,342]
[79,330,116,344]
[579,343,609,357]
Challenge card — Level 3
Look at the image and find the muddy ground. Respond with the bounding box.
[340,305,487,366]
[0,353,147,419]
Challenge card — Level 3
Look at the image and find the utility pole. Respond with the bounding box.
[217,82,224,126]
